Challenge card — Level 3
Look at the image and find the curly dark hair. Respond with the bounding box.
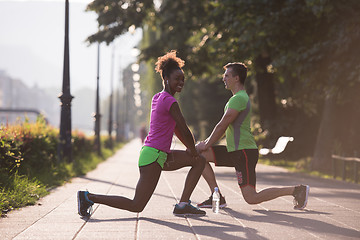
[155,50,185,80]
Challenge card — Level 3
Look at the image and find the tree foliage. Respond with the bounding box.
[87,0,155,44]
[87,0,360,171]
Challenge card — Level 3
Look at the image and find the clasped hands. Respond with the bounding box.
[186,141,207,160]
[195,141,207,153]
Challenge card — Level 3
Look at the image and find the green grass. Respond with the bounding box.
[0,173,48,215]
[35,142,125,188]
[0,140,124,217]
[1,118,127,216]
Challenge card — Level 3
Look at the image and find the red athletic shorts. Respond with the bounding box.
[211,146,259,188]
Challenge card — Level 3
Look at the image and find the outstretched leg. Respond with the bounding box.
[88,161,162,213]
[241,185,295,205]
[241,185,309,210]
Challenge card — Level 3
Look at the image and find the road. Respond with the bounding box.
[1,139,359,239]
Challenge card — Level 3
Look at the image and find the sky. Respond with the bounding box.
[0,0,142,98]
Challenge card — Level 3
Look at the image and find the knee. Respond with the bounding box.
[131,206,144,213]
[130,203,146,213]
[243,194,259,205]
[244,198,257,205]
[196,155,206,169]
[132,207,144,213]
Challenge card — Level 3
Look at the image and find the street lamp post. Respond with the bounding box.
[108,44,115,149]
[115,58,123,143]
[115,80,121,142]
[58,0,73,162]
[94,43,101,156]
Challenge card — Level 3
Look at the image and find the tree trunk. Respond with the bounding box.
[335,82,360,155]
[346,83,360,154]
[312,94,335,172]
[254,54,277,131]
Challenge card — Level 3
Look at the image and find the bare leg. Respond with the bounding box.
[202,162,219,193]
[200,147,295,204]
[88,161,162,213]
[200,148,222,195]
[241,185,295,204]
[163,150,205,202]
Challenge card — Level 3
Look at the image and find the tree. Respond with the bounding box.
[87,0,360,172]
[86,0,155,44]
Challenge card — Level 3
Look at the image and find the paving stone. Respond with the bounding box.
[1,139,359,240]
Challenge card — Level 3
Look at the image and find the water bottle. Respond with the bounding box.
[212,187,220,213]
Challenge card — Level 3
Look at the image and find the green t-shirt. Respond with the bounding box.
[225,90,257,152]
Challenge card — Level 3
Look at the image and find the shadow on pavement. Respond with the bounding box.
[88,216,267,239]
[88,217,138,223]
[187,216,267,240]
[224,208,359,239]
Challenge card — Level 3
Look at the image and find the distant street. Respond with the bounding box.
[1,139,359,239]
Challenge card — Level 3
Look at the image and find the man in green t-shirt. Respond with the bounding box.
[196,62,309,210]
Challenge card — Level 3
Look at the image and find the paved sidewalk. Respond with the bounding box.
[1,139,360,239]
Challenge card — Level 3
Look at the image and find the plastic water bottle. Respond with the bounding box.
[212,187,220,213]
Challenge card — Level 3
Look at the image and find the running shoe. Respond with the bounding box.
[293,185,310,210]
[197,194,227,208]
[173,201,206,216]
[77,191,94,217]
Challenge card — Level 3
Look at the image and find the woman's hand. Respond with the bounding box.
[186,148,203,161]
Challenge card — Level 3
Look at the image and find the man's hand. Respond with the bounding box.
[196,141,207,153]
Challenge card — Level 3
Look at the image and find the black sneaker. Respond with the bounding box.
[197,194,227,209]
[77,191,94,217]
[173,201,206,216]
[293,185,310,210]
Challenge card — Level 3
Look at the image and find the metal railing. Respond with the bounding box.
[0,108,42,115]
[0,108,47,123]
[332,154,360,183]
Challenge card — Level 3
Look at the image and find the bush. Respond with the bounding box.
[0,117,123,216]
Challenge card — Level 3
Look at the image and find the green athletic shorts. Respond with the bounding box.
[138,146,168,169]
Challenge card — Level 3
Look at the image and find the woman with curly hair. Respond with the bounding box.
[77,50,206,217]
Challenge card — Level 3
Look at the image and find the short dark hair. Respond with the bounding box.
[224,62,247,84]
[155,50,185,80]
